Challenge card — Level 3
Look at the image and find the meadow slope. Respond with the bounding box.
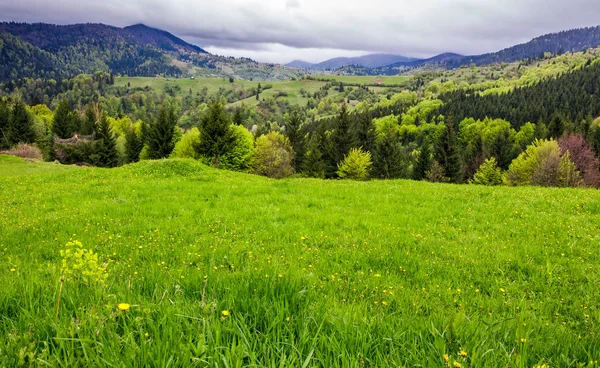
[1,156,599,367]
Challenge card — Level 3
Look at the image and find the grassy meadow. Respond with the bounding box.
[1,155,600,366]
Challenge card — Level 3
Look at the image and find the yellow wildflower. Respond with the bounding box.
[453,362,462,367]
[221,310,230,317]
[117,303,130,311]
[459,350,467,357]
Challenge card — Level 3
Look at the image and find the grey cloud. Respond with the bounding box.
[0,0,599,62]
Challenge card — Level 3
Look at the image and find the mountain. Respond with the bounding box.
[0,22,208,81]
[287,54,417,70]
[340,26,600,75]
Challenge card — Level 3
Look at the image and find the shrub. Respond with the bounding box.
[472,157,503,185]
[251,132,294,179]
[506,139,582,187]
[220,125,255,172]
[171,128,201,159]
[558,135,600,188]
[426,160,448,183]
[0,143,44,160]
[337,148,372,180]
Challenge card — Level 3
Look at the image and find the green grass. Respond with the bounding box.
[1,155,600,367]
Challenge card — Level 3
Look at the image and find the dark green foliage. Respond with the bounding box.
[434,122,462,183]
[91,116,118,168]
[7,100,35,145]
[372,133,408,179]
[413,140,432,181]
[53,99,73,139]
[196,101,234,168]
[440,62,600,130]
[351,111,376,153]
[330,103,353,169]
[146,104,178,159]
[0,101,9,149]
[489,129,517,170]
[232,107,244,126]
[285,109,305,169]
[81,104,97,136]
[301,133,326,179]
[125,128,143,163]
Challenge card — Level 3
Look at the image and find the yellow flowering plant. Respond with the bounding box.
[60,240,108,285]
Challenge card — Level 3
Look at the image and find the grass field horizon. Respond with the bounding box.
[1,155,599,366]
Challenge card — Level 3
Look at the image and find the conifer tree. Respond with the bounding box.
[285,109,305,169]
[52,99,73,139]
[373,133,406,179]
[301,133,326,179]
[413,139,432,180]
[196,101,234,168]
[548,114,565,138]
[434,122,462,183]
[147,104,178,159]
[330,103,353,167]
[0,101,9,149]
[125,128,143,163]
[8,100,35,145]
[91,116,118,168]
[81,104,97,136]
[351,111,376,153]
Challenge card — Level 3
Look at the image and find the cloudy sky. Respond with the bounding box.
[1,0,599,63]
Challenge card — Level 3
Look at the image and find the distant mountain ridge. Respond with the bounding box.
[287,54,418,70]
[343,26,600,75]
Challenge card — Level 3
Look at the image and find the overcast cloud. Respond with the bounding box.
[1,0,599,63]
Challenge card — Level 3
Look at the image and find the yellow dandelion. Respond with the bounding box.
[117,303,130,311]
[459,350,467,357]
[144,332,149,337]
[221,310,230,317]
[500,288,505,293]
[520,338,527,343]
[10,268,16,272]
[286,317,290,322]
[443,354,449,362]
[453,362,462,367]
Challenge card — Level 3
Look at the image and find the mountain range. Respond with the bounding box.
[2,21,600,81]
[286,54,418,70]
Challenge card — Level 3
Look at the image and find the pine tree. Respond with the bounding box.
[125,128,143,163]
[548,114,565,138]
[91,116,118,167]
[233,107,244,126]
[413,140,432,180]
[434,122,462,183]
[8,100,35,145]
[285,109,305,169]
[147,104,178,159]
[196,101,234,168]
[52,99,73,139]
[373,133,406,179]
[81,104,97,136]
[0,100,9,149]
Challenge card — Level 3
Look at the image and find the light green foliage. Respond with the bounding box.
[1,156,600,365]
[373,115,400,142]
[337,147,372,180]
[220,125,255,172]
[400,99,444,125]
[514,122,537,149]
[28,104,53,128]
[60,240,108,285]
[472,157,503,185]
[170,128,201,159]
[251,131,294,178]
[505,139,581,187]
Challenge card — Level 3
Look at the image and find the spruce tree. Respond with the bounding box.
[8,100,35,145]
[233,107,244,126]
[301,134,326,179]
[92,116,119,168]
[434,122,462,183]
[147,104,178,159]
[373,133,406,179]
[196,101,234,168]
[125,128,143,163]
[0,101,9,149]
[413,140,432,180]
[351,111,376,153]
[52,99,73,139]
[330,103,353,165]
[81,104,97,136]
[548,114,565,139]
[285,109,305,170]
